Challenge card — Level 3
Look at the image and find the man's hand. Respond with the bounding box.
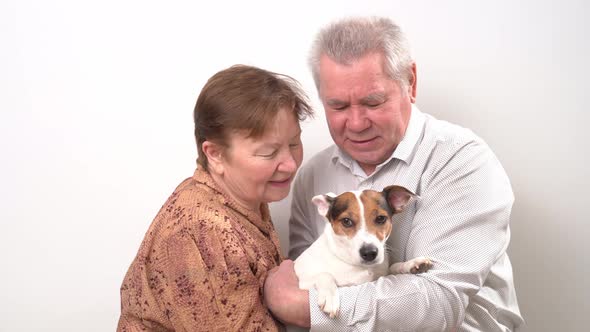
[264,260,311,328]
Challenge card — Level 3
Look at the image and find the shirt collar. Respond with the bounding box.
[331,104,425,173]
[391,104,425,165]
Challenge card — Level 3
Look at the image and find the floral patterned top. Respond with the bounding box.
[118,168,283,332]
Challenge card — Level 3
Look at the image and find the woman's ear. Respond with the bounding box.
[202,141,225,175]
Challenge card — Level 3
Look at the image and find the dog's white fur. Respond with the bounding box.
[294,186,432,318]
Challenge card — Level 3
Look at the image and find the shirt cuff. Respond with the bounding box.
[308,285,368,332]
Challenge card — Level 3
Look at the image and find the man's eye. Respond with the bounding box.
[341,218,354,228]
[366,100,384,108]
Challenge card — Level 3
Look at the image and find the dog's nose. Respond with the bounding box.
[359,245,378,262]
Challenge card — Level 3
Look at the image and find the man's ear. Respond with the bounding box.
[311,193,336,218]
[408,62,417,103]
[201,140,225,175]
[383,185,416,214]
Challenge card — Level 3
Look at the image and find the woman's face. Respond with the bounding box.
[217,107,303,212]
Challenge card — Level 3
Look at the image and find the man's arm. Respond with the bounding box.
[313,140,514,331]
[269,140,516,331]
[288,165,318,259]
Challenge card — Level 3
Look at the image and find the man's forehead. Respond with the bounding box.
[323,89,388,104]
[318,64,392,98]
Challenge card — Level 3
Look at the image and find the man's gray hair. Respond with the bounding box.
[309,16,413,92]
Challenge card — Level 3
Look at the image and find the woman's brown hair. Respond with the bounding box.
[194,65,313,171]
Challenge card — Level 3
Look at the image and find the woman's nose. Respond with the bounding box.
[278,151,297,173]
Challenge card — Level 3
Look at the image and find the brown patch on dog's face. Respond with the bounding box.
[360,190,393,242]
[328,192,361,238]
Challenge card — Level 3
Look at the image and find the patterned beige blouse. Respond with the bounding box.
[118,168,284,332]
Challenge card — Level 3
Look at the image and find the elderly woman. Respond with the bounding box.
[118,65,313,331]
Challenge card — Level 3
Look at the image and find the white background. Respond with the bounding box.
[1,0,588,331]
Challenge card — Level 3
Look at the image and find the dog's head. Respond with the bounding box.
[312,185,415,266]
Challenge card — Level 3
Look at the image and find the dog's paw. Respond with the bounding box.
[313,273,340,318]
[317,286,340,318]
[409,257,433,274]
[390,257,433,275]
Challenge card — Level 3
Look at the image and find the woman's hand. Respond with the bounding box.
[264,260,311,328]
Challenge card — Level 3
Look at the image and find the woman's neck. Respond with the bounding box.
[208,171,262,216]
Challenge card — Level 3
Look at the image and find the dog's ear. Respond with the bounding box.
[312,193,336,218]
[383,185,416,214]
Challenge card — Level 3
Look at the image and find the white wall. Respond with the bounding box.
[1,0,588,331]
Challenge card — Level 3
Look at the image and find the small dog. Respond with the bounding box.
[294,185,433,318]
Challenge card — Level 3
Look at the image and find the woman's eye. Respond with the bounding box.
[259,150,278,158]
[341,218,354,228]
[375,215,387,224]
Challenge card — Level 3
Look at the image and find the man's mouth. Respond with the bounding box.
[348,136,378,146]
[351,138,375,143]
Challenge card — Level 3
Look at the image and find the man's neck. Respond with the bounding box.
[359,163,376,176]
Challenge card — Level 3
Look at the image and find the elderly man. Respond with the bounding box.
[264,16,523,331]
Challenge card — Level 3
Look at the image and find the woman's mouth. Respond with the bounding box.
[269,177,291,187]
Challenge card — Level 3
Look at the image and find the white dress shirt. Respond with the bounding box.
[289,106,524,331]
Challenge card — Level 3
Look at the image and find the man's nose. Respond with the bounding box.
[346,107,370,132]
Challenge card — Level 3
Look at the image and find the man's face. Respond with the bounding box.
[318,52,416,175]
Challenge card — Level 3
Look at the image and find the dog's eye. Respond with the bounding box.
[341,218,354,228]
[375,215,387,224]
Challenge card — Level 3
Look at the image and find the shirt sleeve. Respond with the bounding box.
[161,225,277,331]
[118,218,277,331]
[308,140,514,331]
[289,166,319,259]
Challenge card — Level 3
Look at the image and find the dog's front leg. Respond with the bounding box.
[313,272,340,318]
[390,256,433,274]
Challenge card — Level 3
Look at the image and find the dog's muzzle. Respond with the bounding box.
[359,244,378,262]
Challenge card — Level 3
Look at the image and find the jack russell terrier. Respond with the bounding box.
[294,185,433,318]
